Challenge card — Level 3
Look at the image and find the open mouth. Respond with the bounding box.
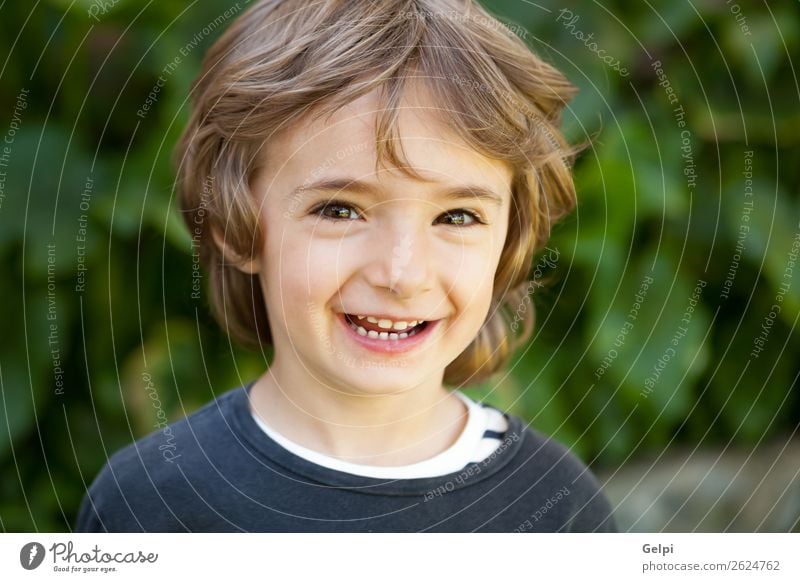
[342,313,429,340]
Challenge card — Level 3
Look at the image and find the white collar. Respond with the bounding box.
[250,391,489,479]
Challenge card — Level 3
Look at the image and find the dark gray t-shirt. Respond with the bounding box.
[75,383,617,532]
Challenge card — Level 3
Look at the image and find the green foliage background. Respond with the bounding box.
[0,0,798,531]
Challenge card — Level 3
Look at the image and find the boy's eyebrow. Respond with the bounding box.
[289,177,507,207]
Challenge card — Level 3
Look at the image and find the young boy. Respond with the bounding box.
[76,0,616,532]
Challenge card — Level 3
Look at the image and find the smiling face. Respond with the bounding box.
[247,81,513,397]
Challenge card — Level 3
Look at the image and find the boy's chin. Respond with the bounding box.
[331,367,430,396]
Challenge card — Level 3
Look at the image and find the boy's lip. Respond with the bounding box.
[336,312,441,354]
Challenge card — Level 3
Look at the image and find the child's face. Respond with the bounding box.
[248,82,512,395]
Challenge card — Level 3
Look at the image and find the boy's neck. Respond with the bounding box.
[247,366,468,467]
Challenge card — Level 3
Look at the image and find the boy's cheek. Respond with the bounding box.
[442,250,500,291]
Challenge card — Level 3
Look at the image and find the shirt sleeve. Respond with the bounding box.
[73,458,143,533]
[563,470,618,532]
[75,488,108,532]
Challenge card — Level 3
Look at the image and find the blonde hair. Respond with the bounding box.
[175,0,579,387]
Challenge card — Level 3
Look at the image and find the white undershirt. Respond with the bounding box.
[250,391,508,479]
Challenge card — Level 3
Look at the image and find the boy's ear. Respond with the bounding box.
[211,229,261,275]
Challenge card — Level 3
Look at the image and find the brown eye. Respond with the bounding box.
[314,203,361,221]
[437,209,485,227]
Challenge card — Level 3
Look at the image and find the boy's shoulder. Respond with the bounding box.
[107,385,240,470]
[76,386,246,532]
[484,405,617,532]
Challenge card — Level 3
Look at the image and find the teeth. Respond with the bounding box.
[347,317,423,341]
[359,315,420,331]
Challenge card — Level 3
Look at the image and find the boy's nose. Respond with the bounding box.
[363,226,434,299]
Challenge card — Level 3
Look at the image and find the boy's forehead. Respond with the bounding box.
[266,84,512,188]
